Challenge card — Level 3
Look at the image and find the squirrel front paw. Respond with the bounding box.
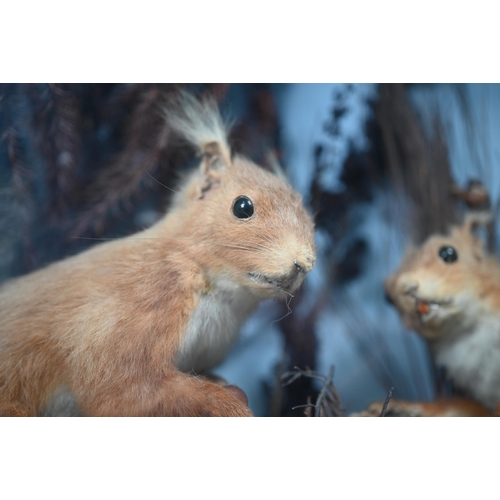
[203,384,253,417]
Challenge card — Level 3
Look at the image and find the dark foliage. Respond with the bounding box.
[282,366,344,417]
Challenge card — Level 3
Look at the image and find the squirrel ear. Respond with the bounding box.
[264,149,289,184]
[197,141,231,199]
[461,211,494,255]
[463,211,492,238]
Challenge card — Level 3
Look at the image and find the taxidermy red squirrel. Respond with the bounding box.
[0,92,316,416]
[384,212,500,412]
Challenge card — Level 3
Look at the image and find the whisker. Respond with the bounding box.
[251,242,275,252]
[70,234,275,260]
[70,234,270,251]
[211,242,261,252]
[271,290,294,324]
[145,171,179,194]
[260,233,278,247]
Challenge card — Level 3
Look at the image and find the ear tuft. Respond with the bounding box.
[163,91,233,200]
[163,90,232,167]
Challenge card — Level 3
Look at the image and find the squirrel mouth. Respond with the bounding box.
[405,292,452,316]
[247,272,298,293]
[248,272,280,288]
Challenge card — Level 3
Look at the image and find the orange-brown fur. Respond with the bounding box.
[350,397,493,417]
[385,213,500,410]
[385,214,500,339]
[0,93,316,416]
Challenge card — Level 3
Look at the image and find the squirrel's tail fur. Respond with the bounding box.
[164,90,232,165]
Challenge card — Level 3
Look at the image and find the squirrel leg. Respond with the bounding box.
[196,372,249,406]
[76,371,253,417]
[0,403,34,417]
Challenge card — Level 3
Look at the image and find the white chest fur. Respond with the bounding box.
[176,281,260,373]
[433,314,500,410]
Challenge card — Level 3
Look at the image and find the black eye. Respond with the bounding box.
[438,246,458,263]
[232,196,254,219]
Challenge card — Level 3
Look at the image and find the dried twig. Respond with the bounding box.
[380,387,394,417]
[71,85,173,236]
[281,366,344,417]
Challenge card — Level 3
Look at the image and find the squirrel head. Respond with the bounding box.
[163,91,316,299]
[169,150,316,298]
[384,212,500,340]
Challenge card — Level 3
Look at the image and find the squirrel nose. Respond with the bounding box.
[294,257,314,274]
[400,278,419,296]
[385,274,418,303]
